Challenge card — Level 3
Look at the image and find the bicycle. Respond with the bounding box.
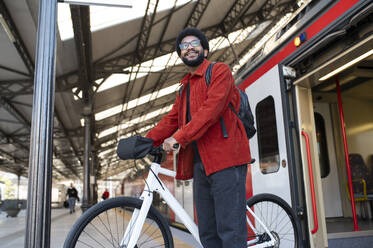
[64,136,301,248]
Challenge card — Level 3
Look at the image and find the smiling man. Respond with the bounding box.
[146,28,251,248]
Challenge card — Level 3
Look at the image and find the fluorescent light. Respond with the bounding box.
[319,48,373,81]
[59,0,132,8]
[0,14,15,42]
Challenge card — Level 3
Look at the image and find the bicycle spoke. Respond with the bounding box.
[115,208,120,245]
[86,220,116,246]
[247,194,299,248]
[80,229,108,248]
[105,209,120,247]
[77,239,103,248]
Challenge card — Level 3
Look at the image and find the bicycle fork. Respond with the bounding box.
[120,191,153,248]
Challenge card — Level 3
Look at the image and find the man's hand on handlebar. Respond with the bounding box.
[162,136,179,152]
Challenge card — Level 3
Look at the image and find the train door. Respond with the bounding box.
[295,85,328,247]
[245,65,292,205]
[314,103,343,218]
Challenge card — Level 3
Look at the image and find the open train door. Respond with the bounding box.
[294,84,328,247]
[244,65,299,222]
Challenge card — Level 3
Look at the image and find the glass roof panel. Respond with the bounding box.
[98,73,130,92]
[58,1,193,40]
[232,14,292,73]
[95,82,179,121]
[95,104,126,121]
[98,104,172,138]
[57,3,74,40]
[90,0,192,32]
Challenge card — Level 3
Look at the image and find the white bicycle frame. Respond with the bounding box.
[120,162,277,248]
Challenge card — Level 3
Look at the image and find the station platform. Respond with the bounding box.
[0,205,201,248]
[2,206,373,248]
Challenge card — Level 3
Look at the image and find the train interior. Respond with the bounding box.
[293,11,373,236]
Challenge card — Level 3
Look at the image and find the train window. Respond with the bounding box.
[314,112,330,178]
[255,96,280,174]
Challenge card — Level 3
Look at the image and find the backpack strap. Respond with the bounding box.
[178,84,184,97]
[205,62,228,138]
[204,62,216,87]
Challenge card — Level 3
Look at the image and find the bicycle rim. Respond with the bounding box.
[64,197,173,248]
[246,193,300,248]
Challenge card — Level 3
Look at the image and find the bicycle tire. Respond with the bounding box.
[246,193,301,248]
[64,196,174,248]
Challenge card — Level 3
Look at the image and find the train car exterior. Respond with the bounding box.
[236,0,373,247]
[119,1,373,247]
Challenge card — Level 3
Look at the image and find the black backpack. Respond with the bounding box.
[179,63,256,140]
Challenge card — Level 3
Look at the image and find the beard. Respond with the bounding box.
[181,50,205,67]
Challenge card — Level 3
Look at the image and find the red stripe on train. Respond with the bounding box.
[239,0,360,91]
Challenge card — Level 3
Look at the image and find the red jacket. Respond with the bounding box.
[146,59,251,180]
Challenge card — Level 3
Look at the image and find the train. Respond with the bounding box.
[116,0,373,247]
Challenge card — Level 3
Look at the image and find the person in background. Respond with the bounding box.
[66,183,79,214]
[146,28,251,248]
[102,188,109,200]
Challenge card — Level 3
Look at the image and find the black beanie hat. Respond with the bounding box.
[176,28,209,56]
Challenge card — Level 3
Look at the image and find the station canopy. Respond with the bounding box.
[0,0,305,181]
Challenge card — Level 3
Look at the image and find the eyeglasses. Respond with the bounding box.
[179,39,201,50]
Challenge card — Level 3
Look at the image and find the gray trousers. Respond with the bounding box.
[68,197,76,212]
[193,161,248,248]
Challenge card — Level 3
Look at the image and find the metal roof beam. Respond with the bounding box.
[0,80,33,97]
[0,96,80,178]
[0,65,30,77]
[231,1,297,70]
[220,0,256,33]
[135,0,159,62]
[0,1,34,75]
[70,5,93,103]
[116,0,161,132]
[0,96,31,129]
[218,0,296,63]
[184,0,210,28]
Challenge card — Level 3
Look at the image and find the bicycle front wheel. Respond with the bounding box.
[247,193,301,248]
[64,196,174,248]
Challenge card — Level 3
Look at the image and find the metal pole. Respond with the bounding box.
[335,77,359,231]
[91,151,98,204]
[17,174,20,200]
[81,114,91,211]
[25,0,57,247]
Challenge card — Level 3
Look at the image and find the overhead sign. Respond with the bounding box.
[58,0,132,8]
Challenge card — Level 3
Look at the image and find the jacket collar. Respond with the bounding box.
[180,59,211,85]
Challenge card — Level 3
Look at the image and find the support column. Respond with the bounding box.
[25,0,57,247]
[91,151,98,204]
[81,113,91,211]
[17,174,20,200]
